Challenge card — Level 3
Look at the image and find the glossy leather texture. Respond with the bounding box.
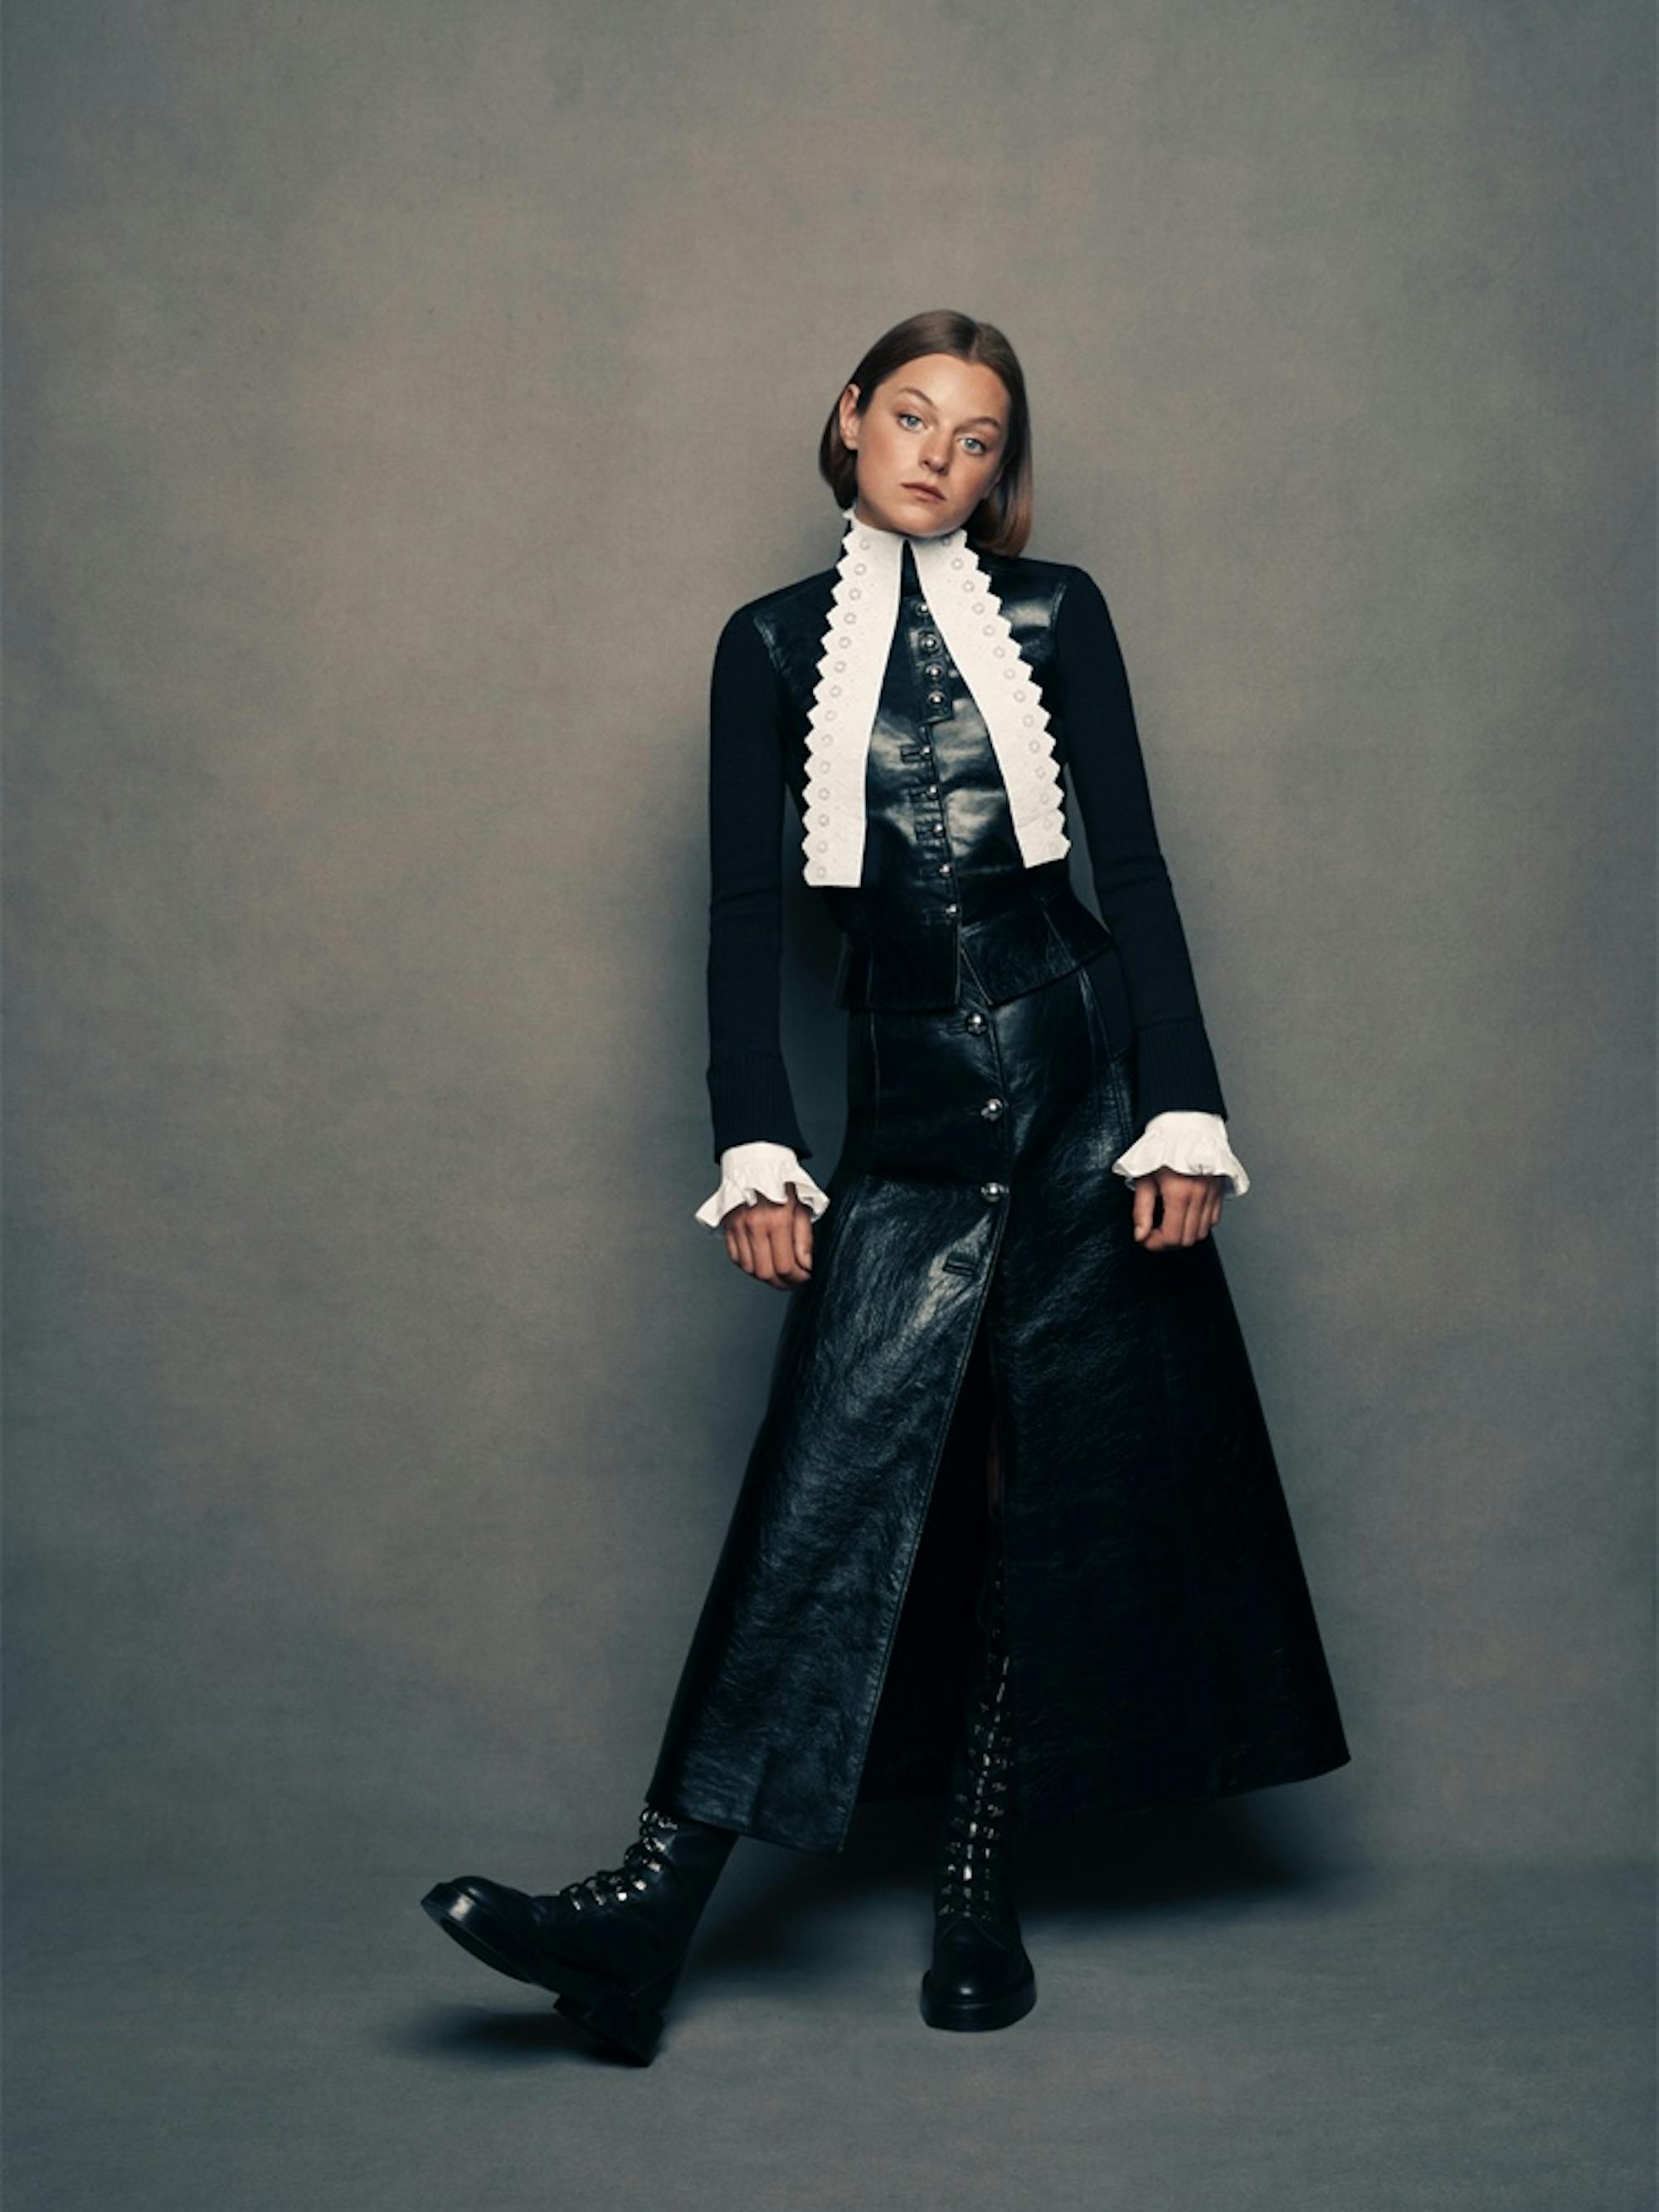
[756,539,1119,1024]
[648,545,1351,1857]
[421,1806,737,2064]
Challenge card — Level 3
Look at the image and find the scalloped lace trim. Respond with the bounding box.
[1111,1111,1251,1197]
[694,1143,833,1229]
[801,504,1070,888]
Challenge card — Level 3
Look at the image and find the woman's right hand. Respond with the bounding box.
[722,1187,815,1289]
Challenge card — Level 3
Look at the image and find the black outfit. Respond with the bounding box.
[703,552,1229,1161]
[648,540,1350,1857]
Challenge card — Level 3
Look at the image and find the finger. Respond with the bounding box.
[747,1211,787,1283]
[1141,1176,1179,1250]
[748,1209,781,1285]
[770,1211,809,1289]
[1155,1177,1209,1250]
[1131,1177,1158,1244]
[790,1193,814,1277]
[727,1210,756,1276]
[1145,1177,1199,1252]
[1149,1192,1189,1250]
[757,1214,786,1287]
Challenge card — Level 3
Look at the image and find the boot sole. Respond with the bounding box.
[421,1880,670,2064]
[918,1963,1037,2033]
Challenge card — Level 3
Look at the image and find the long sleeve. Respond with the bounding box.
[694,1141,834,1230]
[1052,568,1229,1125]
[704,607,813,1162]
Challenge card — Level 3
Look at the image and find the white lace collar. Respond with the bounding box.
[800,502,1070,888]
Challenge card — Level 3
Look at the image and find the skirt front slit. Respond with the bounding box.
[647,947,1350,1856]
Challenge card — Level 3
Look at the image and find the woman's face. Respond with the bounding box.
[837,353,1010,538]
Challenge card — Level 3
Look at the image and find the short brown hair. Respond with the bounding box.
[816,309,1034,558]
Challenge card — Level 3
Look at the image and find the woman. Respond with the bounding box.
[422,309,1350,2063]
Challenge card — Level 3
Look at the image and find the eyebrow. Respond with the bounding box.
[894,385,1005,432]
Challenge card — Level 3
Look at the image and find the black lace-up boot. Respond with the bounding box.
[421,1802,738,2063]
[919,1516,1037,2032]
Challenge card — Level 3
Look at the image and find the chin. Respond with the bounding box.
[898,495,956,532]
[859,485,961,536]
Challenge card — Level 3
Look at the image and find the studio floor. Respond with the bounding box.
[5,1810,1651,2212]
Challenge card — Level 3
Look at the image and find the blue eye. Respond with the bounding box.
[897,410,992,456]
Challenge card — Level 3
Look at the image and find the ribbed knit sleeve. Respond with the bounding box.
[704,607,814,1163]
[1053,568,1228,1125]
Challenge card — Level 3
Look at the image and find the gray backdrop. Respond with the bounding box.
[5,0,1652,1912]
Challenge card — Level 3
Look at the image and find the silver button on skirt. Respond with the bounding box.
[649,948,1350,1856]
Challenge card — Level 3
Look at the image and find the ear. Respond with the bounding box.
[836,381,862,451]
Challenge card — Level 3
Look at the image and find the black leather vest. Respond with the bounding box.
[752,541,1113,1013]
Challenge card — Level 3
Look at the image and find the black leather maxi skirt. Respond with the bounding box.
[649,944,1351,1857]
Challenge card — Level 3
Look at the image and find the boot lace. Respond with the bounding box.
[557,1803,682,1912]
[937,1522,1017,1926]
[937,1657,1014,1923]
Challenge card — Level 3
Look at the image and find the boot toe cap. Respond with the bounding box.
[421,1873,544,1985]
[429,1873,536,1927]
[930,1918,1030,2000]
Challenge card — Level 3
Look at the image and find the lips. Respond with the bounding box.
[903,482,945,501]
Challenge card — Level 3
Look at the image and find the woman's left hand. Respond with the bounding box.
[1132,1166,1225,1250]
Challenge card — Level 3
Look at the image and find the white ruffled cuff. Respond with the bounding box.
[1111,1111,1251,1198]
[695,1143,834,1230]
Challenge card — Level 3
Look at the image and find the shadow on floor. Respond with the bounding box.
[688,1786,1365,1991]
